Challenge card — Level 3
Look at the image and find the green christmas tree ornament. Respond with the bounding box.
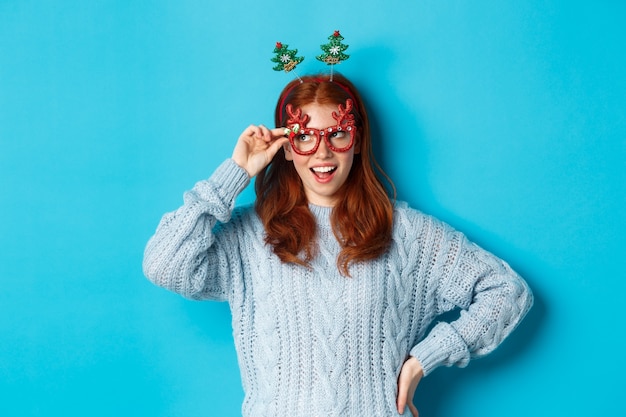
[316,30,350,65]
[271,42,305,73]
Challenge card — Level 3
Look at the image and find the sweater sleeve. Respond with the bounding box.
[142,159,250,302]
[409,221,533,376]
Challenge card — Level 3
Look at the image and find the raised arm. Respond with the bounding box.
[142,125,288,300]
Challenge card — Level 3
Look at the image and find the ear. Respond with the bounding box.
[283,142,294,161]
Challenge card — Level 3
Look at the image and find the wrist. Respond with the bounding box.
[231,156,252,178]
[408,356,424,377]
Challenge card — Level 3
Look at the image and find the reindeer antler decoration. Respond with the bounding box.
[284,104,310,139]
[332,99,355,128]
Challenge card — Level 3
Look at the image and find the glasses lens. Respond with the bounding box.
[327,127,353,150]
[293,132,318,153]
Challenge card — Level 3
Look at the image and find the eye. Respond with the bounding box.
[296,134,313,142]
[330,131,348,139]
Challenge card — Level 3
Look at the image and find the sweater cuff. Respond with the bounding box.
[409,322,470,376]
[209,158,250,200]
[189,159,250,221]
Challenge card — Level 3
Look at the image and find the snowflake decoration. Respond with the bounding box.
[280,54,291,63]
[329,46,340,55]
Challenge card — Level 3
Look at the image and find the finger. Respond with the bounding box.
[409,403,419,417]
[242,126,264,145]
[258,124,272,142]
[244,124,261,136]
[271,127,289,138]
[266,136,289,157]
[397,383,407,414]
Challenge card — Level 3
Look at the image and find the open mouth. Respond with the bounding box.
[311,166,337,179]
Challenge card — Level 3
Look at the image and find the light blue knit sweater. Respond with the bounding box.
[143,159,533,417]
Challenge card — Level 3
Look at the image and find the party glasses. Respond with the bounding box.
[284,99,357,156]
[286,124,356,155]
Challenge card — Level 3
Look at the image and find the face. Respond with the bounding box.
[284,102,359,207]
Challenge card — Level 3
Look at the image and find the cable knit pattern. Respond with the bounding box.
[143,158,533,417]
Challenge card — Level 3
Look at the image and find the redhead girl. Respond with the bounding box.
[143,74,532,417]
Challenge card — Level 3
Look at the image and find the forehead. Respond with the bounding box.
[299,103,341,128]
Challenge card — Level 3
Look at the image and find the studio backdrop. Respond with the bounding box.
[1,1,624,416]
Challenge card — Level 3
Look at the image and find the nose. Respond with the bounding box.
[314,136,333,158]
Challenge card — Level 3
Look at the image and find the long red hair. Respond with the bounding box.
[255,74,395,275]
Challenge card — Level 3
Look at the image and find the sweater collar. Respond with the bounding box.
[308,204,333,228]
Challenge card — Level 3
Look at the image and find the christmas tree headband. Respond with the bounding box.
[272,31,355,124]
[271,30,350,82]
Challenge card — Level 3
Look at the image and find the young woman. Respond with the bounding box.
[143,73,533,417]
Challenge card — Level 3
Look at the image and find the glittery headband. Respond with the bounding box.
[277,77,358,126]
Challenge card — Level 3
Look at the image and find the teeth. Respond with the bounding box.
[312,166,336,173]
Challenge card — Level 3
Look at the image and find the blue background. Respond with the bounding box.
[2,1,624,416]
